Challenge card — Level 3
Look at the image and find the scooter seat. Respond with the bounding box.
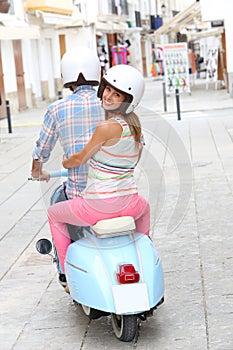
[90,216,136,238]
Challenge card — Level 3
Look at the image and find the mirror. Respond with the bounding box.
[36,238,52,255]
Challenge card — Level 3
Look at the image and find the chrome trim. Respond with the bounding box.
[66,261,88,273]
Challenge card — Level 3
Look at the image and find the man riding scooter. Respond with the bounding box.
[35,65,164,342]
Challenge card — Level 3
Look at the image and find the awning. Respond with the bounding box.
[39,11,75,26]
[188,27,224,40]
[29,10,91,28]
[154,1,201,35]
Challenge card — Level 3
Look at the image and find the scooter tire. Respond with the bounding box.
[81,305,109,320]
[111,314,138,342]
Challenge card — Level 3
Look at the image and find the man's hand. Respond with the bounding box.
[31,159,50,182]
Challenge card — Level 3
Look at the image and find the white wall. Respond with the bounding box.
[65,26,97,51]
[14,0,24,19]
[45,38,55,99]
[201,0,225,21]
[126,30,143,73]
[1,41,17,93]
[26,40,42,101]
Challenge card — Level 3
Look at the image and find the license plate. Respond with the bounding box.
[112,283,150,314]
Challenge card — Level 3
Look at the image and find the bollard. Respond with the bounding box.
[58,90,63,100]
[175,88,181,120]
[6,100,12,133]
[162,82,167,112]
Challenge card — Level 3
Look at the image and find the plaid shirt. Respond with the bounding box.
[32,86,104,198]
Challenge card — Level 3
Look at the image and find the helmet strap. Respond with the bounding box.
[64,73,99,88]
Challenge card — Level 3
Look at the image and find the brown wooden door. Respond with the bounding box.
[59,34,66,59]
[0,43,6,119]
[141,40,147,77]
[221,30,228,91]
[13,40,27,111]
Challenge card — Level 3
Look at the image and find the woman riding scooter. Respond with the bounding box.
[47,64,150,289]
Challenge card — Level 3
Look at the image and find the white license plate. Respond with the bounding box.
[112,283,150,314]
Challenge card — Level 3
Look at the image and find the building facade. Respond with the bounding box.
[0,0,232,118]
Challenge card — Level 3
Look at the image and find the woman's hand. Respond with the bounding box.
[62,153,82,168]
[62,154,68,168]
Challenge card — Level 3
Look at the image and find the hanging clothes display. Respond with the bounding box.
[97,37,109,76]
[150,46,164,77]
[111,45,127,66]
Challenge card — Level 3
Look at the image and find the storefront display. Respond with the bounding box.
[150,46,164,78]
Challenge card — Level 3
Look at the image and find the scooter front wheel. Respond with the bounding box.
[111,314,138,342]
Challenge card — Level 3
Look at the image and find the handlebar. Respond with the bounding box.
[50,170,68,178]
[28,169,68,181]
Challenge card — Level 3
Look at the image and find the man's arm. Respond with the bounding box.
[31,108,58,181]
[31,159,50,181]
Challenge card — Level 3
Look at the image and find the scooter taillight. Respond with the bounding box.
[116,264,140,284]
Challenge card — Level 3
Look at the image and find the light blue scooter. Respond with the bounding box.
[34,171,164,342]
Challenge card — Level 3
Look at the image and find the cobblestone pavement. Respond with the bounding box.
[0,78,233,349]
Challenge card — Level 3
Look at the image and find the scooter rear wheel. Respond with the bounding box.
[111,314,138,342]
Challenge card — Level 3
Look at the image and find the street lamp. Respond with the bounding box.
[161,3,166,16]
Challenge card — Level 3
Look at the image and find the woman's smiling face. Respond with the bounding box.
[102,84,125,111]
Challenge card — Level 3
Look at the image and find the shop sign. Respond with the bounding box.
[163,42,190,94]
[211,20,224,27]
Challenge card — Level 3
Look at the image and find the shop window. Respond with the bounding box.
[135,11,141,27]
[111,0,128,16]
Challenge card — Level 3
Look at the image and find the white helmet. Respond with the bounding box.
[97,64,145,114]
[61,46,101,88]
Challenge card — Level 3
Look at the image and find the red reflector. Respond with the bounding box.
[116,264,140,284]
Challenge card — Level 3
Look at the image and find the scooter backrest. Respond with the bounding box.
[90,216,136,238]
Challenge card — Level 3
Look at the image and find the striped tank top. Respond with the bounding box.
[83,116,140,199]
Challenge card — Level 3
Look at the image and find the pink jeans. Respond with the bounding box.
[47,194,150,273]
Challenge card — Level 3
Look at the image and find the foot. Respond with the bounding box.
[59,273,70,294]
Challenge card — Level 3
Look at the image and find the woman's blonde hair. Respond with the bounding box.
[126,112,142,145]
[105,110,142,145]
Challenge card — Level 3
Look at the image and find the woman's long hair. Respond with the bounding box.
[126,111,142,145]
[105,110,142,145]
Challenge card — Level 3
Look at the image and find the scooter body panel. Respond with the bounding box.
[65,229,164,315]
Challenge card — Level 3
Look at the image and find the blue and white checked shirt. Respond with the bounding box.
[32,86,104,198]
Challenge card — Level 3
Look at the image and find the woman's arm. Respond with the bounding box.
[62,120,122,168]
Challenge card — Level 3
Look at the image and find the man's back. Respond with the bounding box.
[32,85,104,198]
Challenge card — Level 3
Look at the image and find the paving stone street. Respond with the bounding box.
[0,78,233,349]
